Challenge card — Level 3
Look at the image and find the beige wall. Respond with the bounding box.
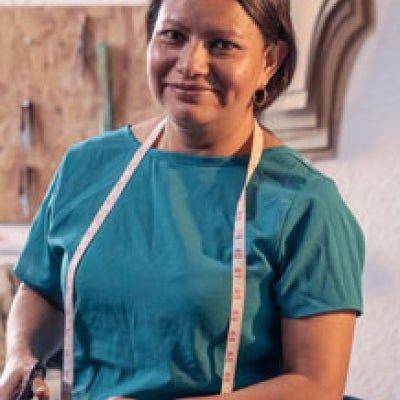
[0,6,160,222]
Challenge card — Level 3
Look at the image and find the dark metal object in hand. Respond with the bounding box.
[16,361,46,400]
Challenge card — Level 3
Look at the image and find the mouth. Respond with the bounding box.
[166,82,216,94]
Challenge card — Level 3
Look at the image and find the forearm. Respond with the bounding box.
[6,283,64,363]
[110,374,338,400]
[181,373,340,400]
[109,374,342,400]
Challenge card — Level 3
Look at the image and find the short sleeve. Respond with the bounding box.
[274,177,364,318]
[14,161,64,306]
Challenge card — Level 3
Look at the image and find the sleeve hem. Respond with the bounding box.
[281,304,363,319]
[13,268,63,311]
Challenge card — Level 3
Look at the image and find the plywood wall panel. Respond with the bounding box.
[0,7,160,222]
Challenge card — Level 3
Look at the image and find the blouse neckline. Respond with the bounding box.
[125,125,291,167]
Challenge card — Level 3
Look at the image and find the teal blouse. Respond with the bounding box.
[15,126,364,400]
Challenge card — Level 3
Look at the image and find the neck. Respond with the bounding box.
[157,115,257,157]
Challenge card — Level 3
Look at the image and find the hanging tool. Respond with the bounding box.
[77,14,88,71]
[96,42,113,132]
[20,99,33,151]
[18,166,33,217]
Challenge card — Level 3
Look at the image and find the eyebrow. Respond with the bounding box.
[207,29,244,39]
[159,18,187,31]
[160,18,244,39]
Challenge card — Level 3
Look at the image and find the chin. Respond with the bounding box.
[160,89,224,128]
[165,105,218,129]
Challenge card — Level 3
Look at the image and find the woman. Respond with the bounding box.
[0,0,364,399]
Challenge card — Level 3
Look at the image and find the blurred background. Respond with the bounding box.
[0,0,399,399]
[314,1,400,398]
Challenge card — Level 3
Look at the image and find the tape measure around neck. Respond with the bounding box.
[61,118,165,400]
[221,121,264,394]
[61,118,264,399]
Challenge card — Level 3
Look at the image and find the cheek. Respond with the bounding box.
[146,46,162,98]
[147,44,175,100]
[221,62,263,100]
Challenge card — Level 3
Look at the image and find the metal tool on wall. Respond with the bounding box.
[20,99,33,151]
[19,99,34,217]
[77,15,89,71]
[18,166,32,217]
[96,42,113,132]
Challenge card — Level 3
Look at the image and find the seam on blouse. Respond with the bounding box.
[47,154,66,250]
[275,175,328,272]
[281,151,327,180]
[275,189,300,272]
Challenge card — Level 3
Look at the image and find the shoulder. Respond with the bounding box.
[62,115,165,166]
[267,149,364,245]
[257,146,333,197]
[256,146,363,235]
[50,126,138,209]
[59,125,140,176]
[66,125,134,159]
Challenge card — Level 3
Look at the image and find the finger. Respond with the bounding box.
[31,376,50,400]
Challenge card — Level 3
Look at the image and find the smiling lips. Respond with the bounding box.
[166,82,216,94]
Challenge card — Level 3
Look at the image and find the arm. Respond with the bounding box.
[278,311,356,399]
[189,311,356,400]
[109,311,356,400]
[0,283,64,400]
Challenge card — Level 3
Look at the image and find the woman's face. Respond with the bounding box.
[147,0,278,128]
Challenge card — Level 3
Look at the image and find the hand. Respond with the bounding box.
[107,398,135,400]
[107,397,137,400]
[0,356,49,400]
[30,375,50,400]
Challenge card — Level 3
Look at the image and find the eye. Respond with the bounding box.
[211,39,239,52]
[158,30,185,43]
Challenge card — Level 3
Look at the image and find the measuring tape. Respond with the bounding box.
[61,118,264,399]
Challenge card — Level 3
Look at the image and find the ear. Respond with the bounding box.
[259,40,288,87]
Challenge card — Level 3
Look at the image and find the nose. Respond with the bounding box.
[177,39,209,77]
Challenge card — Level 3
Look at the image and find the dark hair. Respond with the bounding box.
[146,0,297,112]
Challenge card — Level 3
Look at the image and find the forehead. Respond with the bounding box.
[156,0,260,36]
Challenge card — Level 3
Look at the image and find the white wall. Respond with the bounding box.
[314,0,400,398]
